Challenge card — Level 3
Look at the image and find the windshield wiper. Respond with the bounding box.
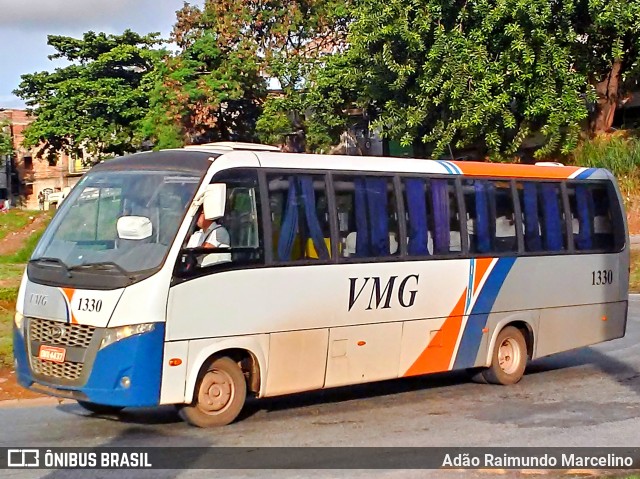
[68,262,136,281]
[29,257,73,278]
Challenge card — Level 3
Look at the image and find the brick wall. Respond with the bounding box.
[0,109,84,209]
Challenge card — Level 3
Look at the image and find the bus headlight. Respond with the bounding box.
[100,323,155,350]
[14,312,25,332]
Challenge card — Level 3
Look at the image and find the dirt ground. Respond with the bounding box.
[0,213,49,256]
[0,368,44,401]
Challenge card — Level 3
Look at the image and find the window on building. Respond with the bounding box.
[24,156,33,170]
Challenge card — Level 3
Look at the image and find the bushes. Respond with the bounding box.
[570,135,640,176]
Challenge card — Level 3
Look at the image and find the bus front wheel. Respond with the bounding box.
[179,356,247,427]
[482,326,527,385]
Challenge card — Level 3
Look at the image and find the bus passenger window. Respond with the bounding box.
[268,174,330,261]
[333,176,398,258]
[517,181,566,252]
[463,179,517,254]
[463,179,494,254]
[591,186,615,250]
[567,183,616,252]
[402,177,459,256]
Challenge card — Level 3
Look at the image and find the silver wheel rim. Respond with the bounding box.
[197,369,235,414]
[498,338,521,375]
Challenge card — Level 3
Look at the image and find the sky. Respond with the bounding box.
[0,0,194,109]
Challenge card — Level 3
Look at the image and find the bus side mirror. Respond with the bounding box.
[203,183,226,220]
[117,216,152,240]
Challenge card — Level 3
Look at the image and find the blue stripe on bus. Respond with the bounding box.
[466,258,475,312]
[452,257,516,370]
[435,161,454,174]
[575,168,596,180]
[444,161,462,175]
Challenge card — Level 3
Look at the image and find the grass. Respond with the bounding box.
[631,251,640,294]
[0,302,14,368]
[0,227,47,264]
[569,134,640,203]
[570,134,640,176]
[0,213,50,369]
[0,210,40,241]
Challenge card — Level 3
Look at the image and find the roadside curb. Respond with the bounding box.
[0,397,73,409]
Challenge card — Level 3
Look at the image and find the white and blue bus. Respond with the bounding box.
[14,144,628,426]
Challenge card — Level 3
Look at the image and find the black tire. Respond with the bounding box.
[481,326,528,385]
[179,356,247,427]
[77,401,125,414]
[466,368,489,384]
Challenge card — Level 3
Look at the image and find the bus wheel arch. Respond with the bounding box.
[483,321,534,385]
[179,355,247,427]
[180,347,262,427]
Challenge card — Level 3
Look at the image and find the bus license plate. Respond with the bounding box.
[38,345,66,363]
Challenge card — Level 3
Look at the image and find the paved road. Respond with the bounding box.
[2,297,640,478]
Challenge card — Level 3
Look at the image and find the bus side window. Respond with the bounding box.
[189,168,264,269]
[334,175,399,258]
[268,174,331,262]
[591,186,617,250]
[463,179,495,254]
[517,181,566,253]
[463,179,517,255]
[403,177,459,256]
[567,183,617,252]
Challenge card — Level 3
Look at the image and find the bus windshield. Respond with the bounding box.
[30,170,201,285]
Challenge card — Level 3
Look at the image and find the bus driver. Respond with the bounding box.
[187,208,231,266]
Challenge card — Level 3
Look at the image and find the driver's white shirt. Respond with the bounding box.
[187,223,230,249]
[186,223,231,266]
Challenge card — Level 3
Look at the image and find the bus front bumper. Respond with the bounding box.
[13,323,165,408]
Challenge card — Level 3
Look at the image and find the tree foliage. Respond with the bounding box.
[14,30,162,162]
[252,0,353,148]
[145,0,351,149]
[0,120,13,158]
[303,0,640,159]
[143,2,266,148]
[573,0,640,132]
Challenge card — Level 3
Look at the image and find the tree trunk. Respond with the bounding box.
[591,59,622,135]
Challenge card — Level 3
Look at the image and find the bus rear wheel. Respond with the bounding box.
[179,356,247,427]
[482,326,527,385]
[77,401,124,415]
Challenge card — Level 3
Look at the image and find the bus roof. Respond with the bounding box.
[92,150,216,175]
[91,149,605,182]
[232,151,603,181]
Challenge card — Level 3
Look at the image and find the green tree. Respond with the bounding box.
[308,0,640,159]
[329,0,591,159]
[143,1,267,148]
[0,120,13,158]
[15,30,162,163]
[254,0,353,150]
[573,0,640,133]
[145,0,351,149]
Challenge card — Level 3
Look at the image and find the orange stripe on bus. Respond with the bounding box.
[453,161,581,179]
[404,290,467,377]
[60,288,78,324]
[473,258,493,294]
